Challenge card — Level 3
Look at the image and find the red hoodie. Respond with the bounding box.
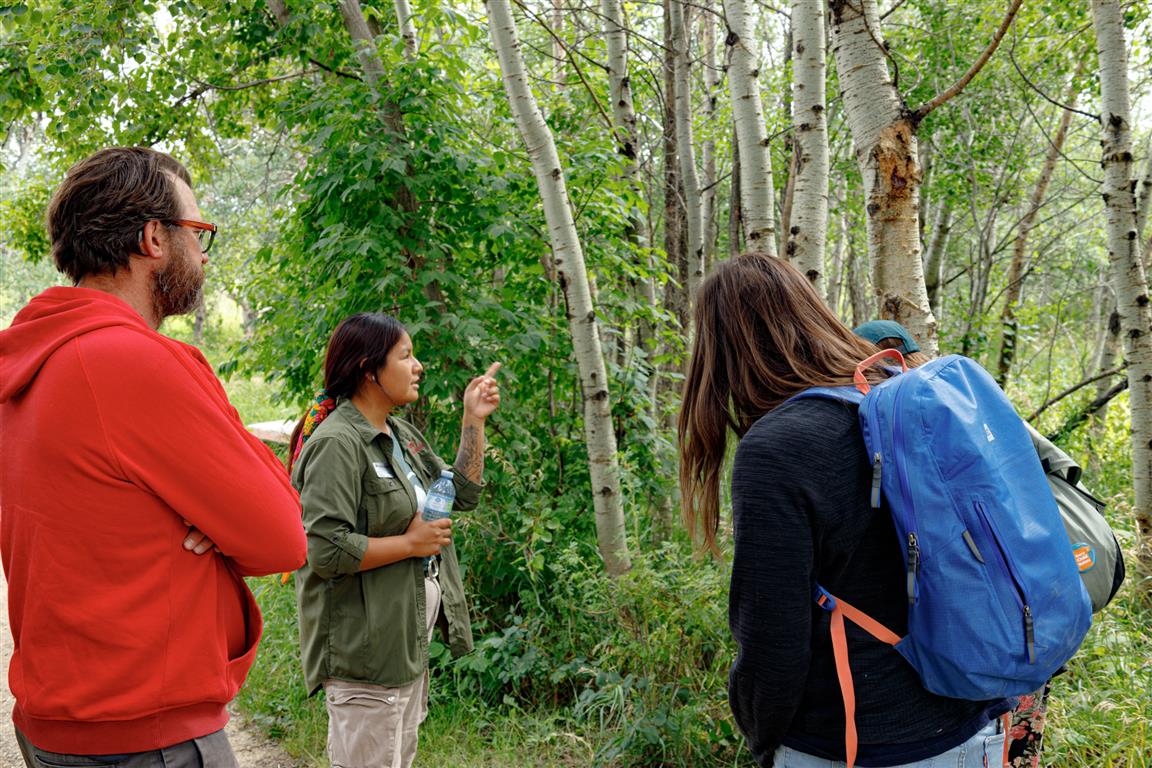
[0,287,307,753]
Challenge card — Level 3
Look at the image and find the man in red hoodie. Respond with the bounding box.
[0,147,307,766]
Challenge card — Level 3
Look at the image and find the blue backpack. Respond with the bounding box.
[793,351,1092,767]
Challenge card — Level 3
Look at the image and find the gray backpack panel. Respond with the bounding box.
[1025,423,1125,612]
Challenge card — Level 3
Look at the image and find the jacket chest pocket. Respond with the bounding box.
[361,476,412,537]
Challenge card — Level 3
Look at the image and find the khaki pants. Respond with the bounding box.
[325,576,442,768]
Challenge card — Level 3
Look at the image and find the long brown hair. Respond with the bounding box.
[677,253,885,554]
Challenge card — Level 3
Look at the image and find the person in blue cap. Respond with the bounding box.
[852,318,1052,768]
[852,320,929,365]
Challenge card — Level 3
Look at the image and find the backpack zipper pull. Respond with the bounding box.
[1024,605,1035,664]
[871,453,883,509]
[907,532,920,604]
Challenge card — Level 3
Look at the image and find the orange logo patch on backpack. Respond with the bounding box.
[1071,542,1096,573]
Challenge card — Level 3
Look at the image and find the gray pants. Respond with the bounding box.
[15,727,238,768]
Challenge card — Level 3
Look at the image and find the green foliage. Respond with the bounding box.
[235,577,328,763]
[4,1,1151,766]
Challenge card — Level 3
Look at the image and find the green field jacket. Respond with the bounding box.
[292,399,481,694]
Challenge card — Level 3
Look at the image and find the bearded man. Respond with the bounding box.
[0,147,307,767]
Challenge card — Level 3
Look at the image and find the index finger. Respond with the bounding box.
[483,362,502,378]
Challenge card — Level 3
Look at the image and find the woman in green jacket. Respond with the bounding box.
[287,312,500,768]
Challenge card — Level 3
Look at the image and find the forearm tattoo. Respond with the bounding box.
[456,424,485,483]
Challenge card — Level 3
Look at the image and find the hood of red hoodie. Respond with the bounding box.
[0,287,152,403]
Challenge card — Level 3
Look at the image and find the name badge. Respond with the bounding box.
[372,461,394,479]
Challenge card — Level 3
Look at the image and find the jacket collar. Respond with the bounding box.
[334,398,412,447]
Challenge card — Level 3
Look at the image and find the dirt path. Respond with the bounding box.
[0,569,302,768]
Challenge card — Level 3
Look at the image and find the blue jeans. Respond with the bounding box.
[772,717,1007,768]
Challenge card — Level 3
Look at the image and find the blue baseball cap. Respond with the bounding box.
[852,320,921,354]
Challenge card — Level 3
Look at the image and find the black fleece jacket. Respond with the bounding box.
[728,397,1009,767]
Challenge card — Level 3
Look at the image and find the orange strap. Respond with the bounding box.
[852,349,908,394]
[821,592,903,768]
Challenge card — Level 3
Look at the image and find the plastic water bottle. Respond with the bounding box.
[422,470,455,573]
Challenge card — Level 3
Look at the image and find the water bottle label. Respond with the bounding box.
[424,495,452,519]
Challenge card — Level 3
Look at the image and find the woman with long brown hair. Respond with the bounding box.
[678,254,1012,768]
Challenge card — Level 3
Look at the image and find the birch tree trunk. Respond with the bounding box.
[392,0,417,58]
[330,0,450,307]
[829,0,935,350]
[729,126,743,257]
[779,21,796,257]
[552,0,566,90]
[829,0,1021,354]
[1091,0,1152,577]
[723,0,777,254]
[601,0,658,420]
[1091,292,1122,438]
[485,0,631,575]
[787,0,828,290]
[923,200,952,318]
[672,0,704,305]
[1134,141,1152,240]
[996,78,1079,387]
[663,0,688,333]
[701,0,719,271]
[827,185,847,311]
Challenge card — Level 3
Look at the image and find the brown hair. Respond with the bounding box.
[46,147,193,283]
[286,313,407,472]
[677,253,886,554]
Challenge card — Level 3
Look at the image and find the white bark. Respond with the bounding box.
[600,0,657,417]
[701,0,719,270]
[1091,0,1152,573]
[829,0,937,354]
[485,0,631,575]
[922,200,952,318]
[1136,141,1152,242]
[339,0,387,90]
[672,0,704,304]
[826,185,847,313]
[787,0,828,290]
[392,0,417,58]
[1092,292,1121,426]
[723,0,777,253]
[552,0,566,90]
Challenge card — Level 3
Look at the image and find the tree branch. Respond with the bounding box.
[880,0,910,19]
[264,0,364,82]
[1007,43,1099,122]
[912,0,1024,122]
[1045,377,1129,443]
[510,0,613,131]
[1027,365,1127,422]
[177,69,321,104]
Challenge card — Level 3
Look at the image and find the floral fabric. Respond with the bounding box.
[1007,682,1051,768]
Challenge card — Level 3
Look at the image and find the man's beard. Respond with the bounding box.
[152,244,204,320]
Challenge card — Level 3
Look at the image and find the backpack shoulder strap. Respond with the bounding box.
[814,586,902,768]
[787,386,865,406]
